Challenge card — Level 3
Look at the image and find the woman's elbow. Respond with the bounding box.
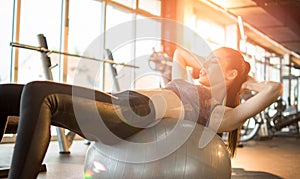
[277,82,283,96]
[267,81,283,99]
[216,120,238,133]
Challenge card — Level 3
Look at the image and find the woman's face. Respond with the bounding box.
[198,49,234,87]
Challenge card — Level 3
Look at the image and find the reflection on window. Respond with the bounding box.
[18,0,62,83]
[0,0,14,83]
[67,0,103,88]
[138,0,161,16]
[111,0,136,9]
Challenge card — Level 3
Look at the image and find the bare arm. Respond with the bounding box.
[172,48,205,80]
[209,78,283,133]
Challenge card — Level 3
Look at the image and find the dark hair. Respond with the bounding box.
[215,47,250,157]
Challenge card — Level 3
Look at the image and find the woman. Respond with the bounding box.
[1,47,281,179]
[171,47,281,156]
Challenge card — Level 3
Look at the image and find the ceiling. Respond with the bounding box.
[205,0,300,65]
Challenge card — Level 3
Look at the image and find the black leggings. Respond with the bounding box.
[0,81,155,179]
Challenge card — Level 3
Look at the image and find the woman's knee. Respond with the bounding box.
[23,81,52,95]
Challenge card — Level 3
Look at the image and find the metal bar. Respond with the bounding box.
[105,49,120,91]
[62,0,69,83]
[37,34,53,80]
[37,34,70,154]
[10,42,139,68]
[12,0,22,82]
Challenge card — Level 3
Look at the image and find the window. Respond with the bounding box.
[17,0,62,83]
[134,16,162,89]
[1,0,163,143]
[0,1,14,83]
[104,5,135,92]
[138,0,161,16]
[111,0,136,9]
[195,19,225,49]
[268,56,280,81]
[67,0,103,88]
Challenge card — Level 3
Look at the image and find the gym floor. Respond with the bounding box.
[1,135,300,179]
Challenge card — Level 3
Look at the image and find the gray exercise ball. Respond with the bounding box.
[84,118,231,179]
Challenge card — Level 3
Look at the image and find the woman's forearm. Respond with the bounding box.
[242,77,281,93]
[173,49,204,68]
[172,49,204,80]
[213,80,282,133]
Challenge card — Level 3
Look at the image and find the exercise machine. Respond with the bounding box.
[0,34,137,177]
[10,34,138,153]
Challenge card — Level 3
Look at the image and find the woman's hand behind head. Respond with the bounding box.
[241,76,256,91]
